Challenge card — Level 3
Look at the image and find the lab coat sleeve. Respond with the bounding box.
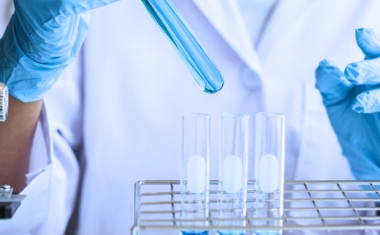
[0,101,79,235]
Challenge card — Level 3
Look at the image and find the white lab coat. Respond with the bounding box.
[1,0,380,234]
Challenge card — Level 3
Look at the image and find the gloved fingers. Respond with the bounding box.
[344,57,380,85]
[356,28,380,59]
[345,29,380,86]
[352,87,380,113]
[315,59,353,107]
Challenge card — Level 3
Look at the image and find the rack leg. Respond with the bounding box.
[134,181,142,225]
[131,225,140,235]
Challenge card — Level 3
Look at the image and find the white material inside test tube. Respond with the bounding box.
[259,154,279,193]
[223,155,242,193]
[187,155,206,193]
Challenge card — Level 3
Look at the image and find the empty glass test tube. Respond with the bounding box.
[251,113,285,235]
[140,0,224,94]
[181,114,210,235]
[217,114,249,235]
[0,82,8,122]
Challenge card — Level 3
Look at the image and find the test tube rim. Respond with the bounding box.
[183,113,210,119]
[221,113,249,119]
[256,112,285,119]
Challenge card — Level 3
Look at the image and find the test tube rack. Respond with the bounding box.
[132,180,380,234]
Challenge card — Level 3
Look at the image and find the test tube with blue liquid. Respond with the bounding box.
[217,114,249,235]
[181,114,210,235]
[140,0,224,94]
[250,113,285,235]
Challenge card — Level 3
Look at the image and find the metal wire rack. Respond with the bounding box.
[132,180,380,234]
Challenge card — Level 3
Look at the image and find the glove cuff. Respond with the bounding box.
[0,82,8,122]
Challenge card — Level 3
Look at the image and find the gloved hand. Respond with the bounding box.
[315,28,380,183]
[0,0,119,102]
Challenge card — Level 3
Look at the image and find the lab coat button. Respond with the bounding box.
[240,66,261,90]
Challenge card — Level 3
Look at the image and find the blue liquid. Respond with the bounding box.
[140,0,224,94]
[217,231,244,235]
[180,231,208,235]
[252,231,280,235]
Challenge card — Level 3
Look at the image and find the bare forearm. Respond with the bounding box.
[0,95,42,193]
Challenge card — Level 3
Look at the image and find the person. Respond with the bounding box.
[0,0,119,234]
[1,0,380,234]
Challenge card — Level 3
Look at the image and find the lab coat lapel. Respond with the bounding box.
[192,0,265,78]
[257,0,316,112]
[257,0,316,60]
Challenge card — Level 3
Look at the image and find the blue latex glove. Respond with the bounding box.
[315,28,380,184]
[0,0,119,102]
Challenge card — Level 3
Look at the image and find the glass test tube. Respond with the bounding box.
[251,113,285,235]
[217,114,249,235]
[181,114,210,235]
[140,0,224,94]
[0,82,8,122]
